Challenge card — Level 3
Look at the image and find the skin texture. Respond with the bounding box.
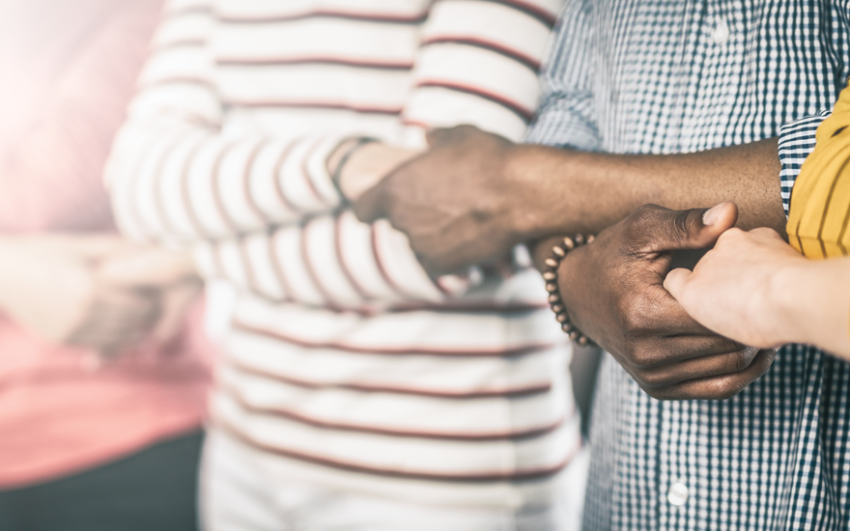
[331,140,422,202]
[665,209,850,359]
[539,202,774,400]
[355,125,785,276]
[352,126,788,400]
[0,234,200,357]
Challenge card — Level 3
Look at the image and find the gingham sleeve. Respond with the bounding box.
[524,0,601,151]
[777,110,832,216]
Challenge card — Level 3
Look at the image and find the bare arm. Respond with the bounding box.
[355,126,784,276]
[511,138,784,237]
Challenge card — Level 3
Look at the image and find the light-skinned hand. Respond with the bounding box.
[543,202,774,400]
[665,205,850,358]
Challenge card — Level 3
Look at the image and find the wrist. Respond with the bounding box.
[768,260,810,345]
[776,257,850,354]
[503,145,576,240]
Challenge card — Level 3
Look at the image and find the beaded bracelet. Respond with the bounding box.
[542,234,596,346]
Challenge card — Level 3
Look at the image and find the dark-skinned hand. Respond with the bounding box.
[534,202,775,400]
[354,125,540,276]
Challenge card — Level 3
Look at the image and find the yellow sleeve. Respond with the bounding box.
[787,80,850,259]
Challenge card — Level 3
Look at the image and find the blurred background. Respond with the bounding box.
[0,1,213,530]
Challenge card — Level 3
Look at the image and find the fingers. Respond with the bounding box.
[631,202,738,254]
[68,290,161,352]
[663,267,692,302]
[653,348,776,400]
[626,333,747,368]
[618,284,721,339]
[634,345,760,389]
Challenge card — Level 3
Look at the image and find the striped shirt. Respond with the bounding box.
[106,0,579,508]
[527,0,850,529]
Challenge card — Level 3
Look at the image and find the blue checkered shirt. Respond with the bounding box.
[527,1,850,529]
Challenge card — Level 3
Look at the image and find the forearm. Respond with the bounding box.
[775,257,850,358]
[508,138,785,239]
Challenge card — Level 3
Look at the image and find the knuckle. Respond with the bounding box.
[643,388,667,400]
[627,205,659,234]
[710,379,747,400]
[672,210,692,241]
[716,227,744,245]
[725,349,751,372]
[628,344,657,369]
[621,304,653,334]
[638,370,668,389]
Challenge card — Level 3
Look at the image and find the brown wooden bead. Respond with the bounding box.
[545,282,558,293]
[568,331,578,340]
[575,234,584,244]
[544,258,558,269]
[556,313,568,323]
[561,323,573,332]
[548,293,561,304]
[542,271,556,281]
[577,336,589,346]
[587,235,595,244]
[563,237,575,250]
[551,304,564,313]
[552,246,566,257]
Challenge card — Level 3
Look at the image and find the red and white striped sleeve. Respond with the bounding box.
[108,0,564,307]
[193,210,451,308]
[106,0,347,245]
[401,0,565,143]
[183,0,566,308]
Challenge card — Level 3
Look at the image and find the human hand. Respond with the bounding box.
[664,218,808,349]
[97,246,201,346]
[549,203,775,400]
[0,235,160,354]
[331,141,421,202]
[354,125,536,276]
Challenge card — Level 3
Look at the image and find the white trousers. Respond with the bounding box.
[200,427,587,531]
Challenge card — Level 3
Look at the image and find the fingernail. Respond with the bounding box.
[702,203,725,226]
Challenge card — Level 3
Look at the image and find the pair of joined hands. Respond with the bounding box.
[339,125,791,401]
[0,234,200,359]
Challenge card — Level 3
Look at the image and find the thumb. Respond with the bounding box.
[663,267,692,302]
[642,202,738,253]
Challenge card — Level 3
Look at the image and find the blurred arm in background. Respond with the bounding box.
[0,0,202,356]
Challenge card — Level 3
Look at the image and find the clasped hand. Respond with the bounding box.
[345,128,775,400]
[537,203,775,400]
[0,235,200,358]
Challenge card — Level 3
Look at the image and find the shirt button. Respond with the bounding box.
[667,482,689,506]
[711,18,730,45]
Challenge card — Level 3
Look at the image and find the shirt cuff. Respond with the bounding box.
[778,110,832,216]
[524,94,602,152]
